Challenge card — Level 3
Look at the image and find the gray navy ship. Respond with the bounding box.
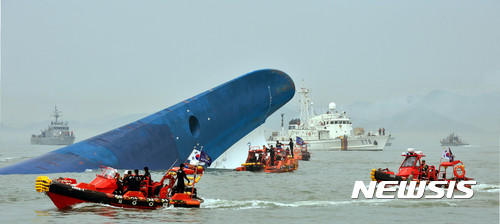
[31,107,75,145]
[440,132,468,146]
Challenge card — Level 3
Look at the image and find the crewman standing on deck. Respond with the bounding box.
[143,166,152,184]
[130,169,141,191]
[276,140,282,149]
[270,146,276,165]
[176,163,190,193]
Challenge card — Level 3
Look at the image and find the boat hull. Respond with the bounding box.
[235,162,265,172]
[31,136,75,145]
[264,157,298,173]
[274,135,389,151]
[372,170,404,182]
[300,152,310,161]
[264,164,297,173]
[45,181,199,210]
[440,142,469,146]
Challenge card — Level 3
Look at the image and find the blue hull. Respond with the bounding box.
[1,69,295,174]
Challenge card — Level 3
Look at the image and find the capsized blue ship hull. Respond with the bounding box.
[0,69,295,174]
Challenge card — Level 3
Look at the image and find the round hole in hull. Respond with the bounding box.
[189,116,200,138]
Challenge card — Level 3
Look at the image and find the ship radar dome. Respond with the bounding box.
[328,102,336,110]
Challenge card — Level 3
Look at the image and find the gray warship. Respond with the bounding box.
[31,107,75,145]
[440,132,468,146]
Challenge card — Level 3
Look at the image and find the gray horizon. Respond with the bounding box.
[1,1,499,143]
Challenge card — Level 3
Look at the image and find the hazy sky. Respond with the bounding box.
[2,0,499,126]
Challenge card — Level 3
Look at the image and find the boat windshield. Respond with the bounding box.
[401,156,417,167]
[101,167,118,179]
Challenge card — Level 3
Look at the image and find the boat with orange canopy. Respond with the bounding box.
[371,148,474,188]
[235,146,298,173]
[293,143,310,161]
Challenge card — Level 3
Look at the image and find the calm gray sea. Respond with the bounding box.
[0,136,498,224]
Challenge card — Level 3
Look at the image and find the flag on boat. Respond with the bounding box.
[188,149,212,167]
[442,147,454,162]
[198,150,212,167]
[448,147,454,162]
[442,147,449,160]
[296,136,304,145]
[188,149,201,161]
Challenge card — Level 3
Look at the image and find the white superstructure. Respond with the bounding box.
[276,83,390,151]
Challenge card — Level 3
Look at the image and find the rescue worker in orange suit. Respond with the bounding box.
[262,145,267,163]
[176,163,190,193]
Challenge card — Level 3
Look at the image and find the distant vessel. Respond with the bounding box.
[31,107,75,145]
[440,132,468,146]
[270,83,390,151]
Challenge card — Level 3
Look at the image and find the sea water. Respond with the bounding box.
[0,136,498,223]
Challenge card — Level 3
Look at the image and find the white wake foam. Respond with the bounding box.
[0,156,21,162]
[472,183,500,193]
[200,198,390,210]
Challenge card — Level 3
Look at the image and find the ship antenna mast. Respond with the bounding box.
[53,106,62,124]
[280,113,287,139]
[298,81,311,130]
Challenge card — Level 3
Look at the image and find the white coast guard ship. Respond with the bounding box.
[273,84,390,151]
[31,107,75,145]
